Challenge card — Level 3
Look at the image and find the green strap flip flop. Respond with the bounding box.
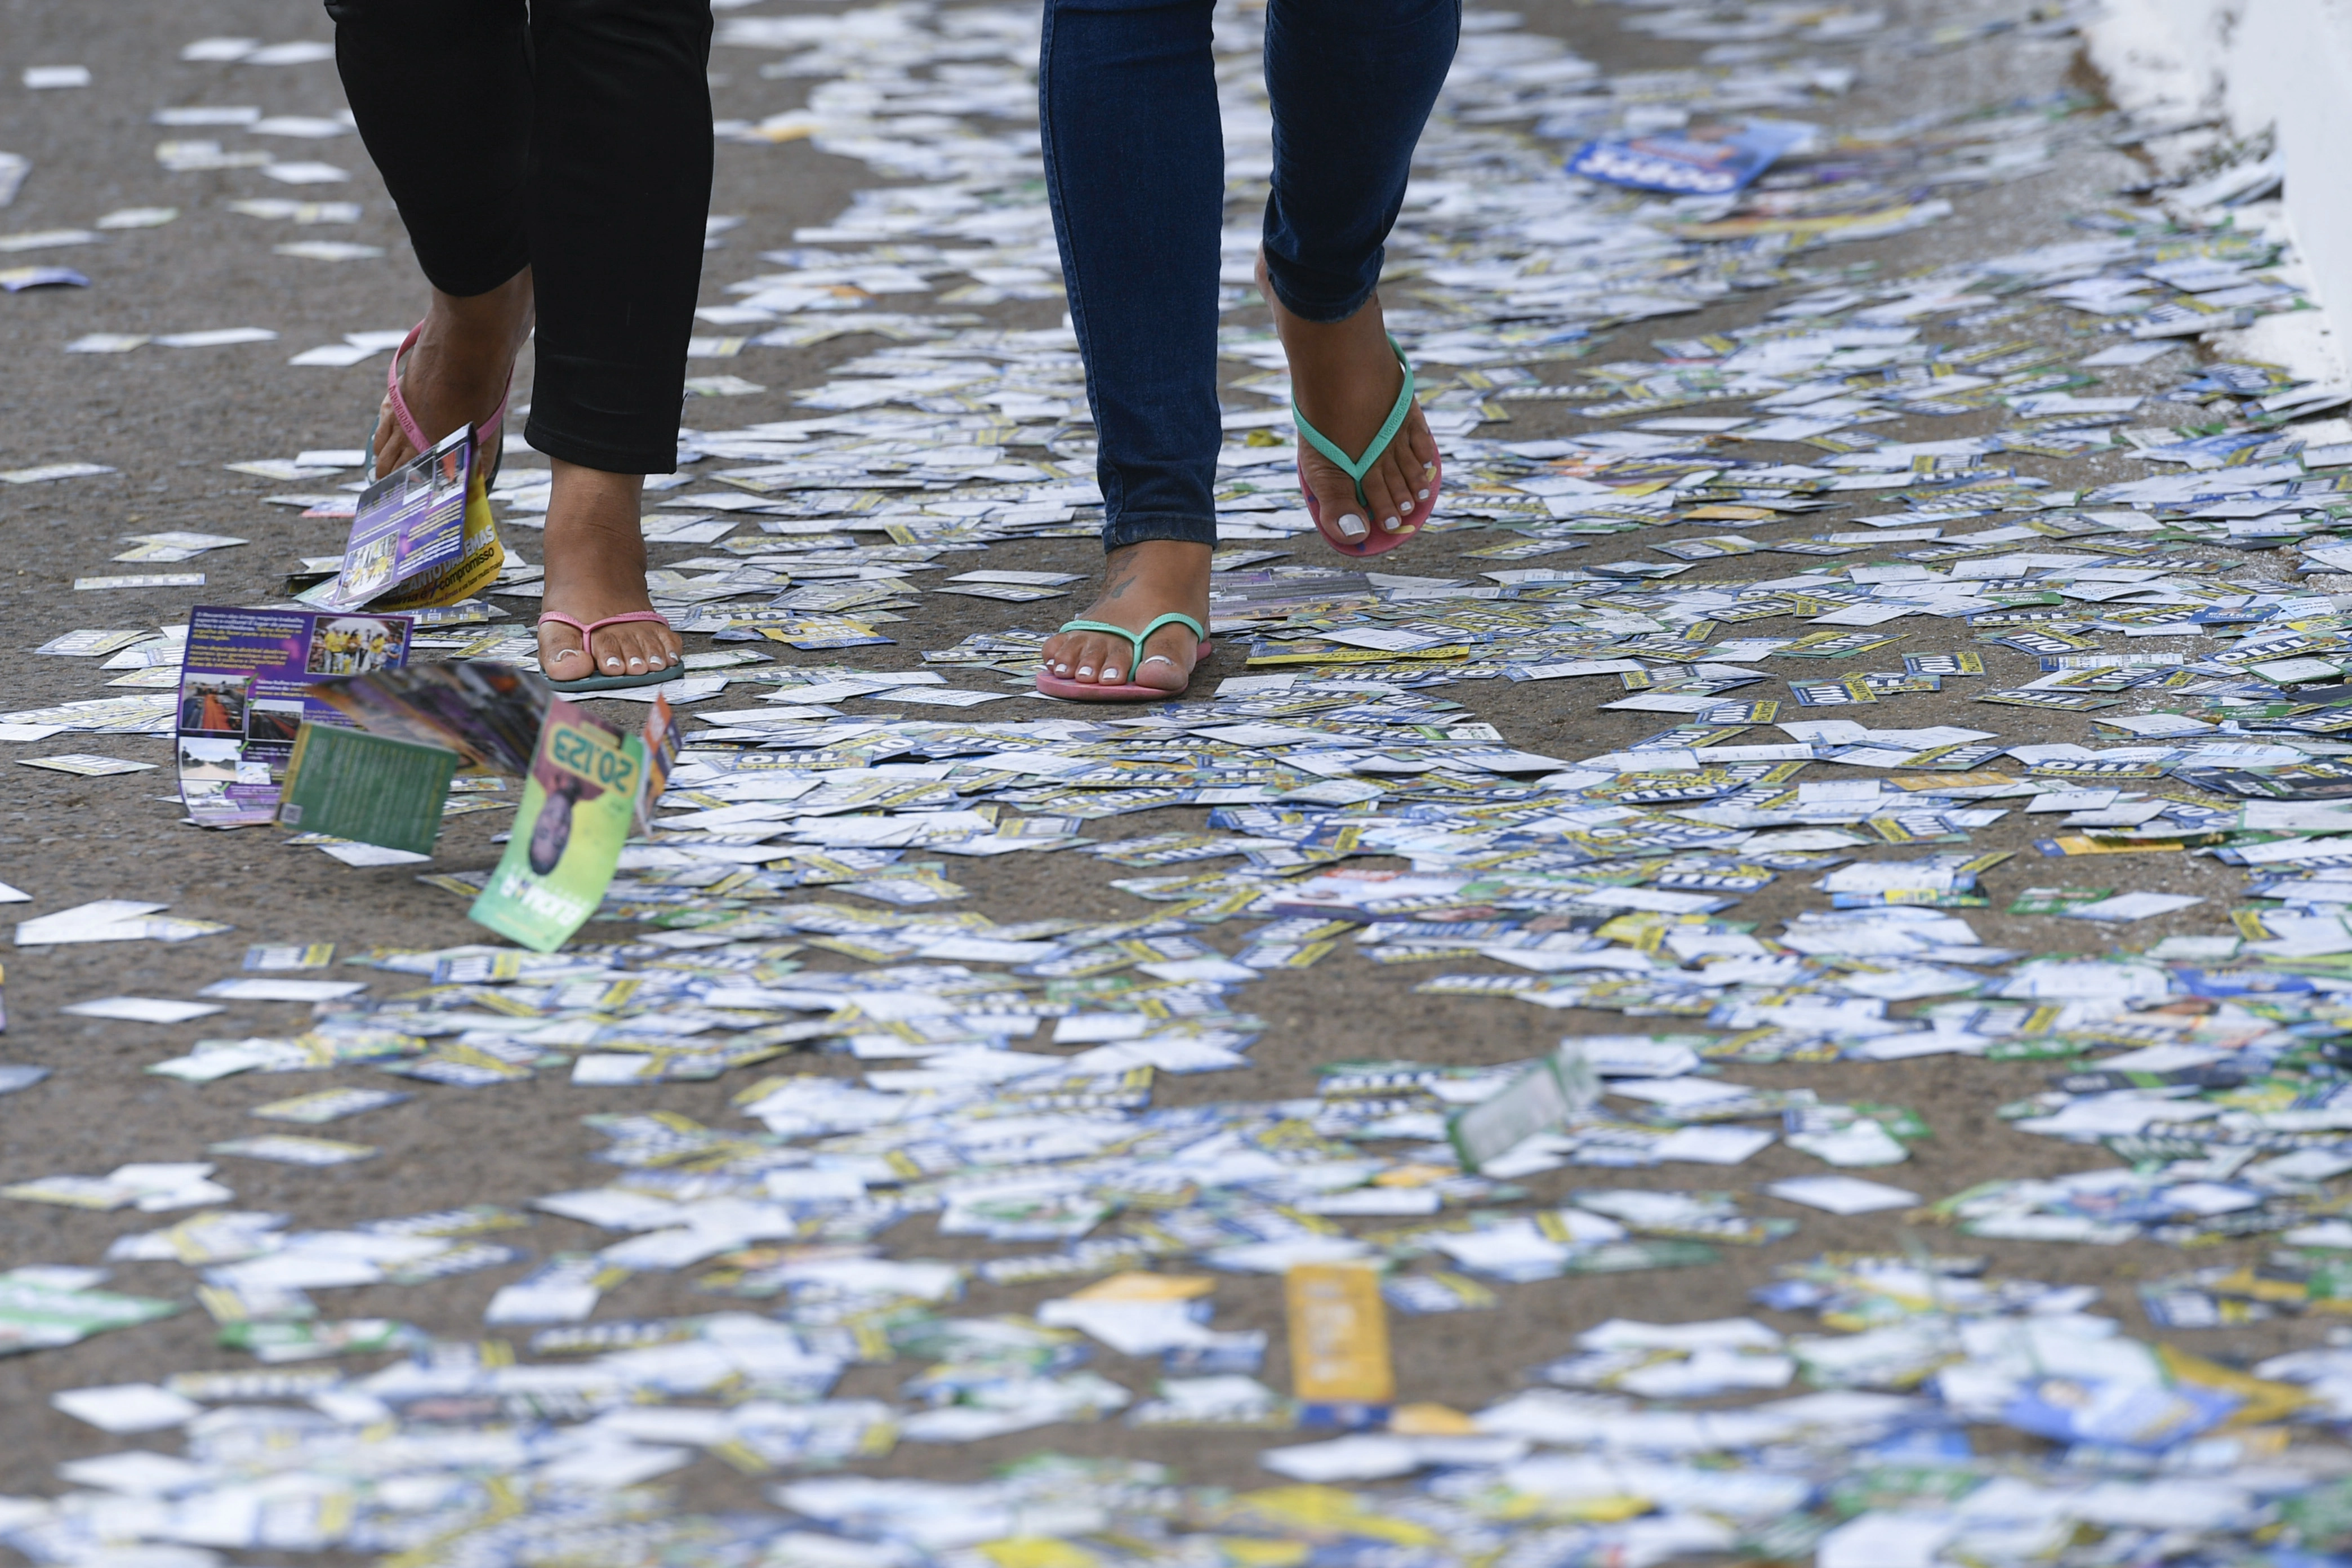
[1293,333,1441,559]
[1035,612,1211,701]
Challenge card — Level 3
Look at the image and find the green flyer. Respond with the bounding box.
[468,698,642,953]
[277,723,456,854]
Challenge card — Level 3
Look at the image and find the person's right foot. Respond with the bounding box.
[1258,252,1439,547]
[372,268,536,480]
[1040,540,1212,692]
[536,462,683,681]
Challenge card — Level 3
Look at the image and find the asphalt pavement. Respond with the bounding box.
[0,0,2301,1526]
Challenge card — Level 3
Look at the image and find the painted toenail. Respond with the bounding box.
[1418,488,1430,500]
[1077,666,1094,677]
[1103,667,1122,682]
[1338,513,1369,538]
[1383,516,1401,531]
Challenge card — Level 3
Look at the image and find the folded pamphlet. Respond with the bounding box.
[310,425,500,612]
[304,660,548,776]
[176,605,413,827]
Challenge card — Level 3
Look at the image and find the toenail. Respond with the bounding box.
[1383,516,1401,531]
[1103,667,1122,682]
[1417,488,1430,500]
[1338,513,1369,538]
[1077,666,1094,677]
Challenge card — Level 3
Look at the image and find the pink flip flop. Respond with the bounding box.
[375,320,513,485]
[1035,613,1211,702]
[537,611,683,692]
[1295,333,1441,559]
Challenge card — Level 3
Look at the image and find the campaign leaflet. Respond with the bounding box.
[633,692,681,836]
[1566,118,1816,196]
[1446,1040,1598,1173]
[276,726,457,855]
[469,699,644,953]
[304,661,547,777]
[176,606,412,827]
[313,424,501,612]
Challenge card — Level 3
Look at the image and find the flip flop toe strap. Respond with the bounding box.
[384,320,516,480]
[1291,335,1416,513]
[537,611,674,673]
[534,612,595,671]
[1055,613,1206,674]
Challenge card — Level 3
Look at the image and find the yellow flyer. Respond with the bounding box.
[1285,1262,1393,1426]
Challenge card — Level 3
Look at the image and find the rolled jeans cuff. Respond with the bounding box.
[422,247,533,305]
[1261,256,1379,326]
[522,413,679,476]
[1102,512,1218,551]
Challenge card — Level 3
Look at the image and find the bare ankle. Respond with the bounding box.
[430,269,536,358]
[1097,541,1211,609]
[545,463,645,533]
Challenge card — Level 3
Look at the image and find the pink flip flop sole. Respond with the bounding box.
[1300,449,1443,559]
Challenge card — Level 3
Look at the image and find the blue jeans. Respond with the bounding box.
[1039,0,1461,553]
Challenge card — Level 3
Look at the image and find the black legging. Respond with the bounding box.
[324,0,714,474]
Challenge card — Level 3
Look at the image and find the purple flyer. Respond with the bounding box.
[177,605,413,827]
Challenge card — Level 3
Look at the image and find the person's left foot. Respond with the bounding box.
[1040,540,1212,691]
[534,462,682,681]
[373,269,535,480]
[1258,252,1439,548]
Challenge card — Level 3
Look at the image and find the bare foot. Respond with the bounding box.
[1040,540,1211,692]
[373,268,536,480]
[1258,252,1439,547]
[535,462,683,681]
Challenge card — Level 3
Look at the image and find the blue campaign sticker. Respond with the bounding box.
[1566,118,1818,196]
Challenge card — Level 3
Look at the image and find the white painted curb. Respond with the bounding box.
[2084,0,2352,378]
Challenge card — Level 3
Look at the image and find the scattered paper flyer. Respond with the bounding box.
[17,755,155,776]
[469,698,645,951]
[1763,1175,1921,1215]
[314,425,500,612]
[1567,118,1815,195]
[59,997,224,1024]
[175,605,413,827]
